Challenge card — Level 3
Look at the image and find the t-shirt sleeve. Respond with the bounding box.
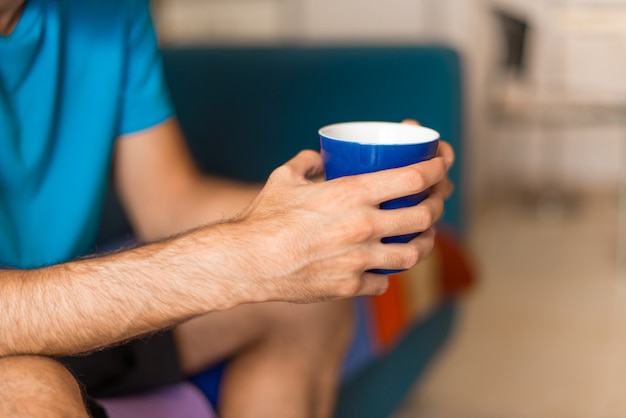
[117,0,174,136]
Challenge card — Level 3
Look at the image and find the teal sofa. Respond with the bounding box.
[97,45,465,418]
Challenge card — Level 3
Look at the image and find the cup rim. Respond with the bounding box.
[319,121,439,145]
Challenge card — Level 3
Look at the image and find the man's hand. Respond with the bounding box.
[226,144,454,304]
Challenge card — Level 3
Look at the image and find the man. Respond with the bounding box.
[0,0,454,417]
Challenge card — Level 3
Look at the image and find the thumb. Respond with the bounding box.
[281,150,325,182]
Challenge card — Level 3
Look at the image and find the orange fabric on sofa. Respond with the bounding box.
[368,228,475,352]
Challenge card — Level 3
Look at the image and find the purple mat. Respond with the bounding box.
[98,383,216,418]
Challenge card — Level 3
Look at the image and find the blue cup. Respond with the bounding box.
[319,121,440,275]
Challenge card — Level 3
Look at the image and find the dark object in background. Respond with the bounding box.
[493,8,530,77]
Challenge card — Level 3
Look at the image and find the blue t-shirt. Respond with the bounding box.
[0,0,174,268]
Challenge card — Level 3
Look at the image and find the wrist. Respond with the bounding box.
[186,221,273,309]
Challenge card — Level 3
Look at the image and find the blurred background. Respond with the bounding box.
[151,0,626,416]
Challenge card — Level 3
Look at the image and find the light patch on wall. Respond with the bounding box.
[555,4,626,34]
[299,0,426,41]
[154,0,283,44]
[547,4,626,101]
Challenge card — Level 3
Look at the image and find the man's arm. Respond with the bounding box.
[0,226,246,357]
[113,118,261,241]
[0,119,453,357]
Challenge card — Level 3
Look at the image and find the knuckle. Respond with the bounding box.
[387,246,420,269]
[344,177,371,203]
[269,165,292,181]
[403,246,421,268]
[325,178,361,208]
[332,255,367,296]
[330,178,358,203]
[355,221,376,242]
[338,277,361,297]
[414,205,434,229]
[382,248,417,270]
[407,170,427,193]
[342,218,375,243]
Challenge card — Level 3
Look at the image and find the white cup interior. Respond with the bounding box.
[319,121,439,145]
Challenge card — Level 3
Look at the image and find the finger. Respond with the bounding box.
[372,195,445,238]
[408,226,437,257]
[431,176,455,200]
[401,120,453,169]
[350,157,447,205]
[437,140,455,170]
[405,226,437,261]
[363,227,437,273]
[399,123,453,169]
[276,150,325,183]
[355,273,390,296]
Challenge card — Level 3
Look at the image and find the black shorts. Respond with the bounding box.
[58,331,184,417]
[84,396,109,418]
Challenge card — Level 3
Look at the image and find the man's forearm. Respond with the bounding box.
[0,224,254,358]
[126,173,260,243]
[140,176,260,242]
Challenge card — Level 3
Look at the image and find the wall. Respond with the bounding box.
[485,0,626,199]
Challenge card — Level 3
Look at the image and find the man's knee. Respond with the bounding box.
[307,300,355,366]
[309,299,355,346]
[267,299,355,356]
[0,355,89,418]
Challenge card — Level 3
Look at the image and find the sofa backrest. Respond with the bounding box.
[96,45,464,245]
